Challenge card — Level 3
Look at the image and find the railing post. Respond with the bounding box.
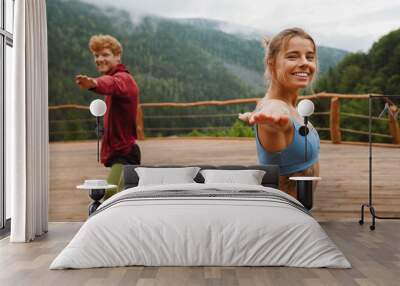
[136,104,145,140]
[388,105,400,144]
[330,97,341,144]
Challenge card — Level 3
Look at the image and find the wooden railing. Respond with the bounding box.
[137,93,400,144]
[48,92,400,145]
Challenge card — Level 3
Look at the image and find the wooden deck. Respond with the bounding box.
[50,138,400,222]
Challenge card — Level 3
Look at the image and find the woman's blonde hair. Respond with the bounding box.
[89,34,123,56]
[263,27,318,88]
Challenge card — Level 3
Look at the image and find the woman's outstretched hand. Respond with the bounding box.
[239,104,291,132]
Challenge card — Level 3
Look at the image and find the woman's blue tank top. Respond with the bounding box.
[255,119,320,176]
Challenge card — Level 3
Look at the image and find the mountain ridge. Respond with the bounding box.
[47,0,349,140]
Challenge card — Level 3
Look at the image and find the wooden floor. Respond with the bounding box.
[1,221,400,286]
[50,138,400,221]
[2,139,399,285]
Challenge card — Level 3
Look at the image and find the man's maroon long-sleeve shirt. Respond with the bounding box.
[91,64,139,166]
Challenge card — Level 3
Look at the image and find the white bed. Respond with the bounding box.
[50,179,351,269]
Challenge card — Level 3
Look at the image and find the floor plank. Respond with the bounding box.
[2,221,400,286]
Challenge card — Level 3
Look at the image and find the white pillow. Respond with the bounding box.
[135,167,201,186]
[200,169,266,185]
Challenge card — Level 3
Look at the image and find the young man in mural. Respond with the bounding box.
[75,34,140,199]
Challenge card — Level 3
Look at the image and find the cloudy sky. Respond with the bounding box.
[83,0,400,52]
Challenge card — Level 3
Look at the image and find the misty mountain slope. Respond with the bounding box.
[48,0,347,105]
[224,63,265,93]
[47,0,348,139]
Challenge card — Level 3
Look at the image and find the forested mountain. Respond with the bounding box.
[47,0,348,140]
[316,28,400,96]
[314,28,400,143]
[48,0,347,104]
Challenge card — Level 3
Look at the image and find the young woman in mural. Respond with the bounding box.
[75,35,140,199]
[239,28,320,198]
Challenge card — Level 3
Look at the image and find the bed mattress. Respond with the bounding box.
[50,183,351,269]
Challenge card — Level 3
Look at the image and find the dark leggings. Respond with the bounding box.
[105,144,141,167]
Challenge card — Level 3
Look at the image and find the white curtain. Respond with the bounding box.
[8,0,49,242]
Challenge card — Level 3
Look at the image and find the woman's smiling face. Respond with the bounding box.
[271,36,317,90]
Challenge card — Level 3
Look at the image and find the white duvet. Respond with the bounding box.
[50,183,351,269]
